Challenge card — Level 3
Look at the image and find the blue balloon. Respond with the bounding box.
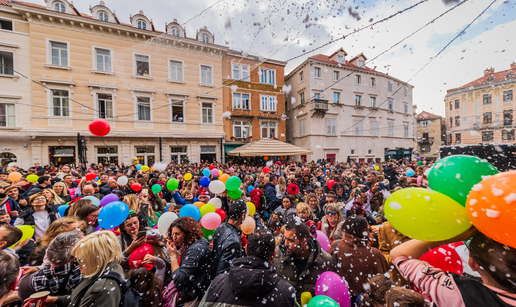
[202,168,211,177]
[136,164,142,170]
[406,169,415,177]
[58,205,68,217]
[247,186,255,193]
[164,204,170,213]
[179,204,201,221]
[94,177,99,181]
[83,195,100,207]
[98,201,129,229]
[199,176,211,188]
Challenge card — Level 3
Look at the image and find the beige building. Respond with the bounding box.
[416,111,445,160]
[2,0,232,168]
[445,64,516,146]
[285,48,415,162]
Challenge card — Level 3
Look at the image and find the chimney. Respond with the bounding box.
[484,67,495,75]
[511,62,516,69]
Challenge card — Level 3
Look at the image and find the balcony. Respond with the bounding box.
[311,99,329,117]
[418,137,434,144]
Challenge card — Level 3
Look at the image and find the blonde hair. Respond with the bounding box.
[72,231,122,278]
[68,199,92,217]
[29,192,49,206]
[325,203,342,223]
[296,202,314,219]
[42,188,65,205]
[53,182,69,196]
[277,177,286,193]
[124,194,139,213]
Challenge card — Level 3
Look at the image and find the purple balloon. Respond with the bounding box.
[100,193,119,207]
[315,271,351,307]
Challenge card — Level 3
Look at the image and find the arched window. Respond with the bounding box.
[137,20,147,30]
[202,34,209,43]
[171,28,180,37]
[0,152,17,168]
[54,1,65,13]
[98,11,108,22]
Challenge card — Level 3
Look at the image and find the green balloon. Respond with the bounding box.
[151,184,162,194]
[200,203,216,217]
[166,178,179,191]
[428,155,499,206]
[225,176,242,191]
[202,227,215,241]
[307,295,339,307]
[26,174,39,183]
[227,189,242,200]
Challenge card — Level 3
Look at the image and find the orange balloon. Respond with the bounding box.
[219,174,230,184]
[263,156,269,161]
[194,201,205,209]
[466,171,516,249]
[8,172,22,182]
[240,216,256,235]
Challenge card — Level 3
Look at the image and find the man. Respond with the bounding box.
[82,185,95,197]
[25,176,51,197]
[253,173,265,189]
[0,223,23,252]
[0,251,20,306]
[365,172,389,191]
[319,192,337,211]
[63,175,78,189]
[265,174,282,214]
[198,190,210,204]
[202,228,298,306]
[211,200,247,277]
[273,217,333,301]
[99,176,115,196]
[0,188,21,220]
[0,172,8,183]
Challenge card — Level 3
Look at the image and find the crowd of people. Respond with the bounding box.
[0,157,514,307]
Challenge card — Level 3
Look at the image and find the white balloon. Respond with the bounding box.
[157,212,178,236]
[209,180,226,194]
[83,195,100,207]
[117,176,128,186]
[153,162,168,171]
[209,197,222,209]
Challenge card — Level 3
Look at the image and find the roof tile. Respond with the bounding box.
[417,111,441,120]
[0,0,11,7]
[447,67,516,93]
[309,54,376,71]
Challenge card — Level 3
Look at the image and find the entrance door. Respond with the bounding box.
[135,146,155,165]
[326,154,336,163]
[49,146,76,166]
[200,146,216,163]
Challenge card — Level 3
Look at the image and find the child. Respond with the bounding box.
[0,209,11,224]
[172,190,198,205]
[296,202,316,236]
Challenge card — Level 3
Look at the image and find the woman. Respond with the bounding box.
[119,213,146,256]
[317,202,344,243]
[276,176,287,199]
[124,194,149,228]
[53,182,72,203]
[42,188,65,206]
[127,254,166,306]
[306,193,324,221]
[332,183,348,203]
[164,217,212,306]
[75,204,99,234]
[67,198,92,217]
[14,192,60,240]
[272,196,297,224]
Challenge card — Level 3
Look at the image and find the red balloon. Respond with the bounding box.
[327,180,336,190]
[89,119,111,137]
[420,244,463,275]
[85,173,96,181]
[215,208,226,221]
[128,243,154,269]
[263,167,270,174]
[131,183,142,191]
[209,165,215,170]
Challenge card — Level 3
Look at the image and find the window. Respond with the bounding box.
[200,65,213,85]
[333,71,339,81]
[171,101,184,122]
[337,55,344,63]
[300,92,305,104]
[261,121,276,138]
[404,104,409,114]
[201,35,209,43]
[171,28,180,37]
[135,54,150,76]
[388,122,394,137]
[388,81,393,91]
[483,94,492,105]
[404,124,409,138]
[421,144,430,152]
[169,60,183,82]
[487,77,495,82]
[0,51,14,75]
[95,48,111,72]
[504,90,513,102]
[232,64,249,81]
[0,20,13,31]
[355,95,361,106]
[51,42,68,66]
[314,67,321,78]
[137,97,150,121]
[450,117,453,127]
[98,11,108,22]
[52,90,69,117]
[97,94,113,118]
[233,93,250,110]
[299,119,306,136]
[449,101,453,110]
[422,132,429,140]
[370,77,376,87]
[260,96,277,111]
[0,103,15,127]
[314,93,320,99]
[455,99,460,109]
[371,121,379,136]
[448,134,453,144]
[504,109,513,126]
[170,146,188,164]
[482,131,494,142]
[135,146,154,165]
[358,59,365,67]
[351,149,355,154]
[456,133,461,143]
[137,20,147,30]
[96,147,118,165]
[370,97,376,107]
[355,74,361,84]
[483,112,492,124]
[507,73,515,79]
[327,118,337,135]
[202,103,213,124]
[353,119,363,136]
[333,92,340,104]
[420,120,429,127]
[54,2,65,12]
[455,116,460,126]
[200,146,216,162]
[404,87,408,96]
[388,99,393,111]
[233,120,251,138]
[260,68,275,84]
[299,71,304,81]
[503,130,515,141]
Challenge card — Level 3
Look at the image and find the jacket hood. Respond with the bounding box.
[265,182,276,189]
[228,256,279,299]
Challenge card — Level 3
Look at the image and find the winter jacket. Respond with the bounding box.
[250,189,264,216]
[265,182,281,213]
[200,256,298,307]
[16,205,59,228]
[98,183,112,197]
[273,236,334,302]
[378,221,412,287]
[212,222,242,277]
[25,184,47,197]
[172,191,198,205]
[318,216,345,242]
[272,206,297,224]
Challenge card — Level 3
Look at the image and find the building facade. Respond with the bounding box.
[445,64,516,146]
[416,111,445,160]
[221,51,287,158]
[285,48,415,162]
[2,0,231,169]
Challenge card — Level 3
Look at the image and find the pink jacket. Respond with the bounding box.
[394,256,516,307]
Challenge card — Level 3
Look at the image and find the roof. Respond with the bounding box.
[417,111,441,120]
[10,0,45,9]
[227,138,313,156]
[0,0,11,7]
[349,52,368,62]
[309,54,377,72]
[447,66,516,93]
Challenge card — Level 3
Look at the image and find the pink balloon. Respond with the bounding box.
[201,212,221,230]
[316,230,331,252]
[316,271,351,307]
[211,168,219,177]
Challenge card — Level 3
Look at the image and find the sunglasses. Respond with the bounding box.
[326,211,337,216]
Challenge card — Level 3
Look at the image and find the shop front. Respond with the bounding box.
[49,146,76,166]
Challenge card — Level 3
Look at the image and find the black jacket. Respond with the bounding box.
[264,182,281,213]
[25,184,47,197]
[201,256,298,307]
[98,183,112,197]
[212,222,242,277]
[18,205,59,227]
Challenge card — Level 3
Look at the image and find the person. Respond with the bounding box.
[356,274,395,307]
[0,223,22,253]
[42,188,66,206]
[14,193,60,240]
[119,213,146,257]
[273,217,333,301]
[164,217,212,306]
[0,251,20,306]
[201,227,298,306]
[75,204,99,234]
[5,185,28,212]
[124,193,150,228]
[67,198,92,217]
[52,182,72,203]
[127,253,166,306]
[296,202,316,236]
[378,221,412,287]
[212,200,247,277]
[56,165,72,179]
[391,228,516,307]
[384,287,427,307]
[0,187,21,220]
[0,210,10,224]
[25,176,51,197]
[318,203,344,243]
[306,193,324,221]
[273,196,297,224]
[265,174,282,215]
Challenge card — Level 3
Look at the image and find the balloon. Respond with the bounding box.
[203,227,216,241]
[57,205,69,217]
[215,208,226,221]
[263,156,269,161]
[199,176,211,188]
[301,292,313,306]
[219,170,222,176]
[131,183,142,192]
[429,155,499,207]
[211,168,219,177]
[83,195,101,207]
[166,178,179,191]
[136,164,142,170]
[98,201,129,229]
[209,197,222,209]
[10,225,35,248]
[209,165,215,170]
[308,295,339,307]
[164,204,170,213]
[141,165,150,172]
[263,167,270,174]
[219,174,230,184]
[151,184,162,194]
[406,169,415,177]
[247,186,255,193]
[466,171,516,249]
[200,203,216,217]
[201,212,222,230]
[246,202,256,216]
[8,172,21,182]
[89,119,110,137]
[240,216,255,235]
[179,204,201,221]
[128,243,154,269]
[420,244,463,275]
[209,180,226,194]
[117,176,128,186]
[152,162,168,171]
[315,230,331,252]
[100,194,118,207]
[225,176,242,191]
[315,271,351,307]
[384,188,471,241]
[327,180,335,190]
[184,173,192,181]
[202,168,211,177]
[26,174,38,183]
[228,189,242,200]
[374,166,380,171]
[157,212,178,235]
[194,201,205,209]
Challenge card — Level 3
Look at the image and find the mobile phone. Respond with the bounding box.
[137,231,147,239]
[142,188,149,195]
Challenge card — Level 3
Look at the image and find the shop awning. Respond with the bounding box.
[227,138,313,157]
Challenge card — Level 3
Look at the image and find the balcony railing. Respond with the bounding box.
[311,99,329,111]
[418,137,434,144]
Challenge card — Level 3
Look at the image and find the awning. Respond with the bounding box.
[227,138,313,157]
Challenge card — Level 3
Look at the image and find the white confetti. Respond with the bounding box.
[485,209,500,218]
[389,201,402,210]
[504,193,516,204]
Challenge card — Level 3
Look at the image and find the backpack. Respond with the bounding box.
[75,271,143,307]
[451,273,515,307]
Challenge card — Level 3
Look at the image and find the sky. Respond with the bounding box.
[25,0,516,116]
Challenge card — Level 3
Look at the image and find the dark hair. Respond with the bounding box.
[0,224,23,249]
[63,174,73,180]
[343,216,369,240]
[167,217,203,248]
[350,204,365,216]
[128,267,161,306]
[173,205,183,211]
[285,216,310,240]
[269,174,277,182]
[385,287,426,307]
[27,245,47,266]
[119,213,141,236]
[228,200,247,221]
[326,192,337,199]
[361,274,395,306]
[75,204,99,221]
[247,228,275,260]
[268,218,281,231]
[367,172,377,177]
[0,251,20,298]
[37,175,50,184]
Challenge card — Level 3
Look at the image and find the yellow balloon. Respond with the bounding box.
[246,202,256,216]
[8,172,22,182]
[184,173,192,181]
[301,292,313,305]
[219,170,222,176]
[141,165,150,172]
[10,225,34,248]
